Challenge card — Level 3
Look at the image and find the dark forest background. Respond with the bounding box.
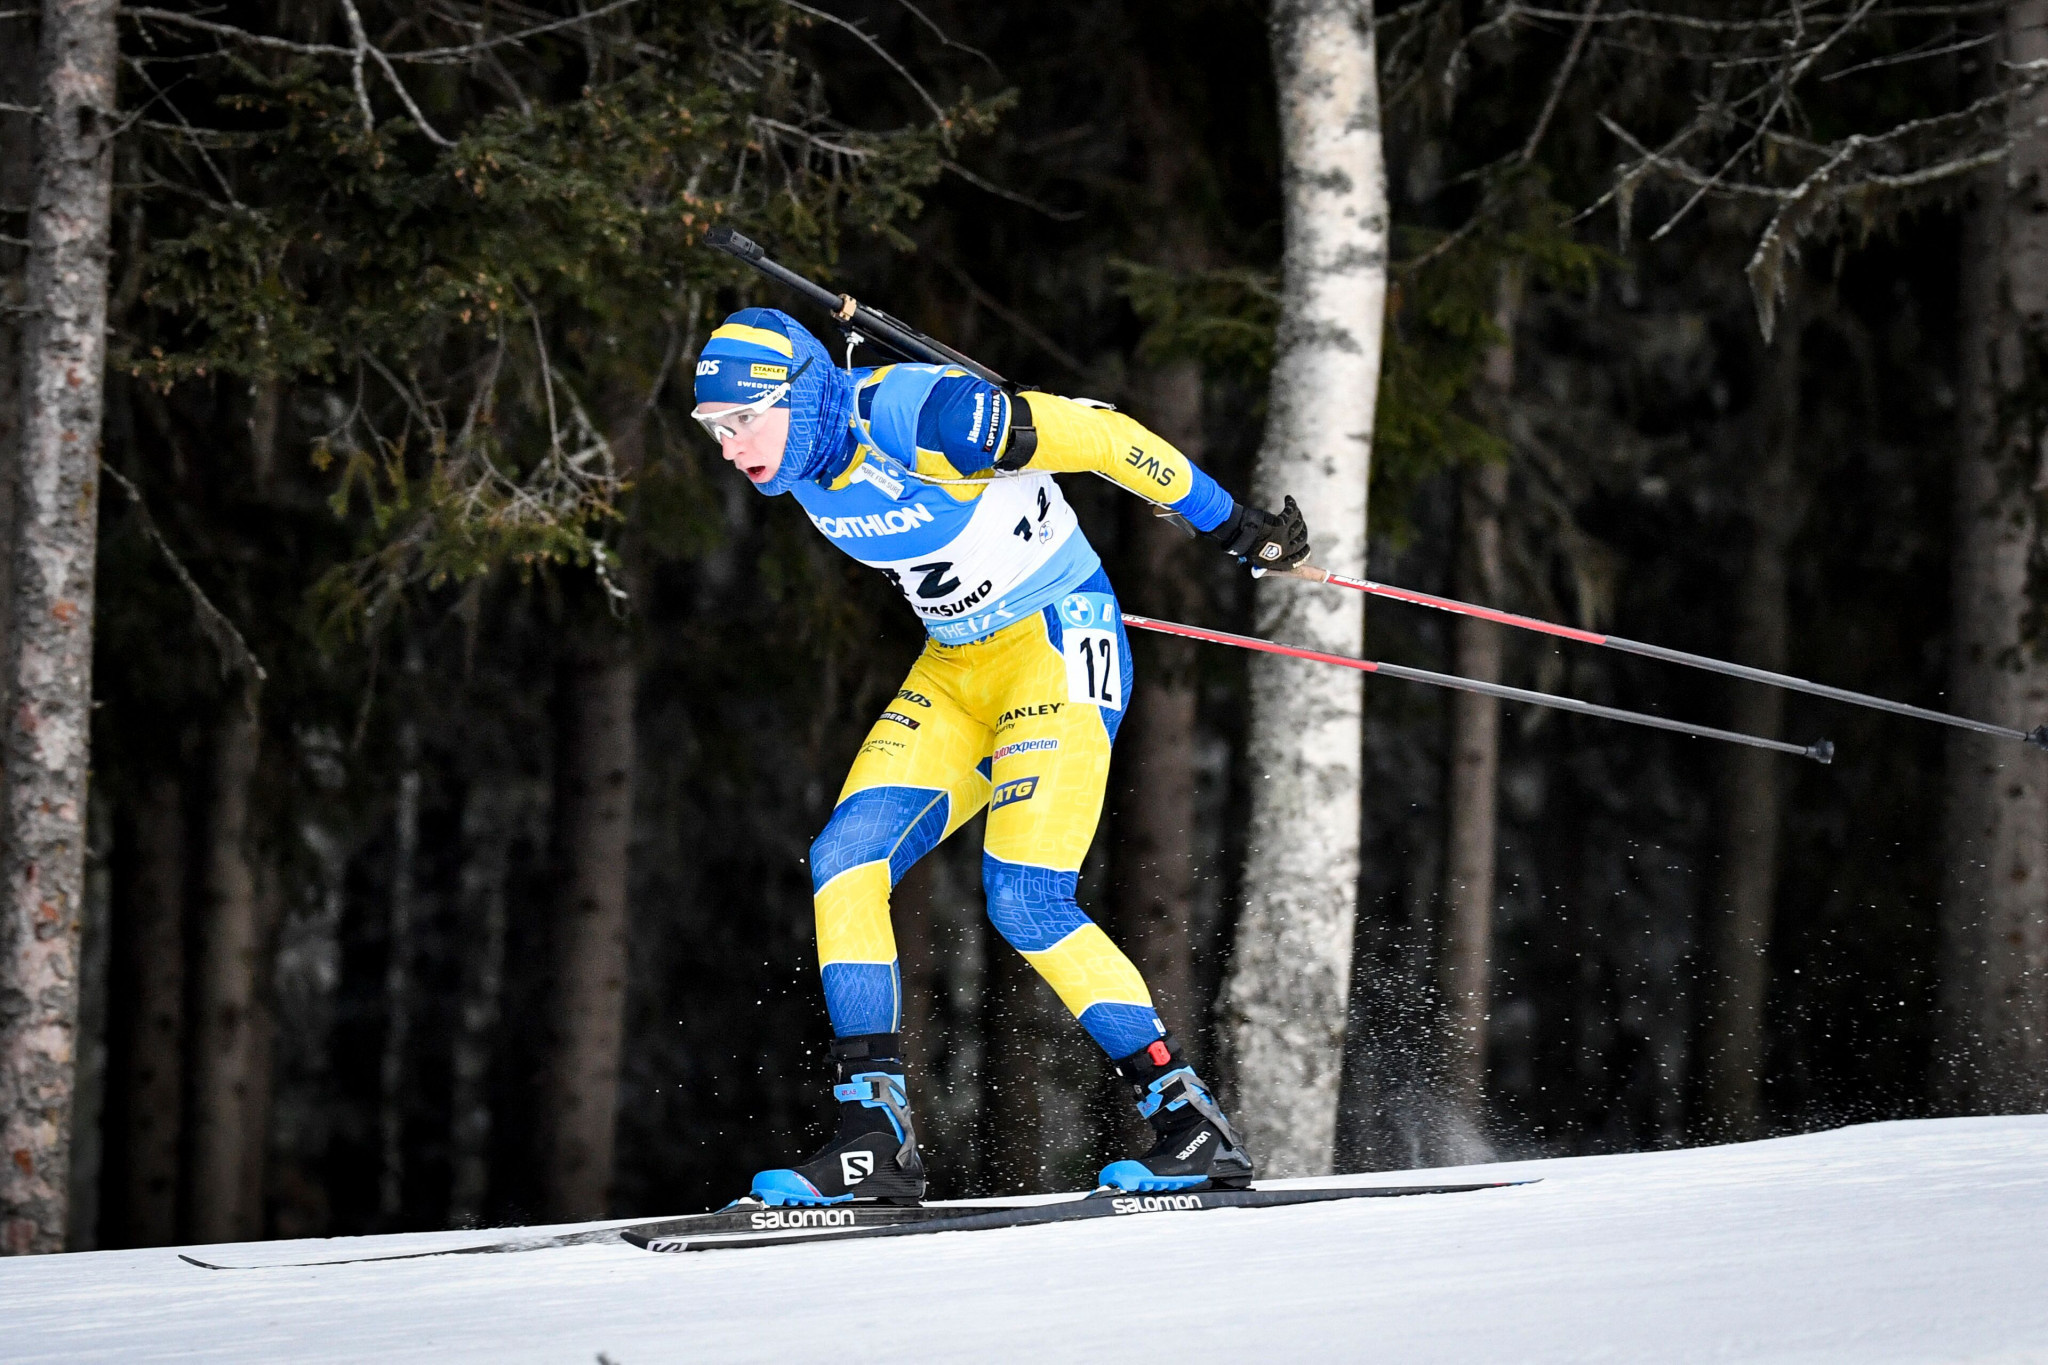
[1,0,2028,1249]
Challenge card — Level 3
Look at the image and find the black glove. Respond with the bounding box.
[1206,495,1311,568]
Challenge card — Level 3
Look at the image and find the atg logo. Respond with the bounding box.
[992,776,1039,809]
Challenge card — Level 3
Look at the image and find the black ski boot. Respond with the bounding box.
[751,1033,926,1206]
[1098,1035,1254,1192]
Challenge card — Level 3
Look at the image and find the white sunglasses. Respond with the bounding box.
[691,356,813,441]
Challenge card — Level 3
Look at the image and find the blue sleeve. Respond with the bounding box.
[914,375,1012,475]
[1171,468,1234,532]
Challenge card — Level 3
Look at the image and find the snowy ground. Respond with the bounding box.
[4,1115,2045,1363]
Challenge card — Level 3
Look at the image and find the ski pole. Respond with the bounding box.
[1121,613,1835,764]
[1258,563,2048,751]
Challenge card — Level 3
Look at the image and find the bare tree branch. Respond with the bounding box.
[1522,0,1603,164]
[887,0,997,73]
[941,158,1084,221]
[101,461,268,689]
[773,0,951,138]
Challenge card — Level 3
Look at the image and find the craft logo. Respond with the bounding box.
[991,776,1039,809]
[839,1151,874,1185]
[993,738,1058,762]
[750,363,789,380]
[881,710,921,730]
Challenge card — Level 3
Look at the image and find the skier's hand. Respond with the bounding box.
[1207,495,1311,569]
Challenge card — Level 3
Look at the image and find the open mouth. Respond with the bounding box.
[743,462,771,482]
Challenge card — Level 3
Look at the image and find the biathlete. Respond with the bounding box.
[691,307,1312,1205]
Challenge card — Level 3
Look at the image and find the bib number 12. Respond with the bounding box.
[1065,630,1120,709]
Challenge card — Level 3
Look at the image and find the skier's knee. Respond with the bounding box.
[812,786,950,890]
[982,851,1087,950]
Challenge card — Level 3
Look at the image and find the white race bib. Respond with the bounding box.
[1057,592,1122,710]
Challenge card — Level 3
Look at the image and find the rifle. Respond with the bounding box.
[705,227,1010,388]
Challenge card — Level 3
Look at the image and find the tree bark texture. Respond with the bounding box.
[185,697,273,1243]
[541,644,638,1220]
[379,707,421,1225]
[1217,0,1385,1179]
[1439,273,1519,1127]
[1702,300,1804,1137]
[0,16,29,719]
[1,0,119,1255]
[448,780,536,1228]
[1442,468,1509,1115]
[1940,2,2048,1113]
[116,776,185,1245]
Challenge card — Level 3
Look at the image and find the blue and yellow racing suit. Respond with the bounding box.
[797,363,1235,1060]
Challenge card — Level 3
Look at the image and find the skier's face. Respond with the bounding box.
[701,402,790,484]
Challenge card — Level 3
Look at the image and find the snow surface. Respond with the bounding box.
[4,1116,2046,1363]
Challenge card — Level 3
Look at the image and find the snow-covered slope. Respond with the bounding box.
[4,1116,2045,1363]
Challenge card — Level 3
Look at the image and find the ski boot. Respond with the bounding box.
[1098,1034,1254,1193]
[751,1032,926,1207]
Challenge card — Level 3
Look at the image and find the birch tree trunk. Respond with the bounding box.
[186,694,273,1243]
[1,0,119,1255]
[1702,298,1804,1137]
[117,775,185,1245]
[541,641,638,1220]
[1439,273,1518,1135]
[1217,0,1385,1178]
[0,0,27,708]
[1939,2,2048,1111]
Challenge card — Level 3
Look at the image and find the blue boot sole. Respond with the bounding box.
[1097,1160,1211,1193]
[751,1171,857,1207]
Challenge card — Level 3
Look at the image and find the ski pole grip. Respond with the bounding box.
[705,226,764,262]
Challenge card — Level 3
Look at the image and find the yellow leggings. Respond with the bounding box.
[807,576,1166,1058]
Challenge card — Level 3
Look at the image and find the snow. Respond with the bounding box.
[5,1116,2046,1363]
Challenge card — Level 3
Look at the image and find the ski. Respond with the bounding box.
[627,1180,1537,1254]
[175,1201,955,1270]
